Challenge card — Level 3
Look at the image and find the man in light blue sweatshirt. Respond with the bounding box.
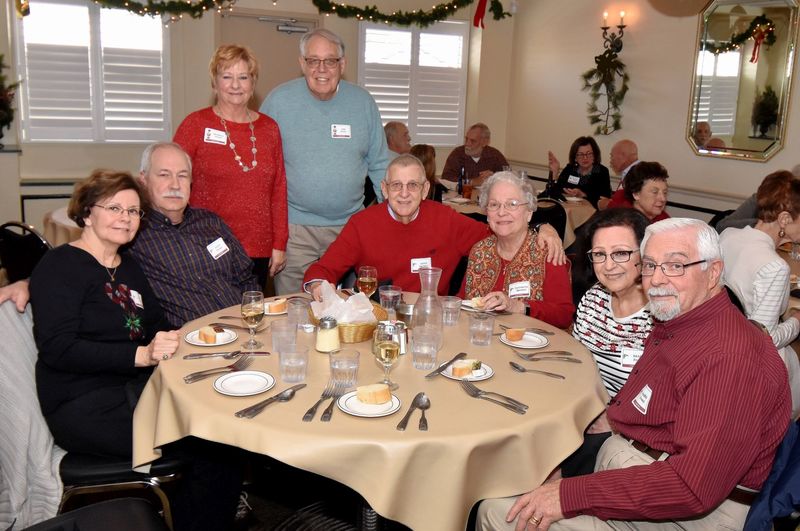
[261,28,390,294]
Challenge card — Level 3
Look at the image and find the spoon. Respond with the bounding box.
[396,392,423,431]
[235,384,306,419]
[509,361,565,380]
[417,393,430,431]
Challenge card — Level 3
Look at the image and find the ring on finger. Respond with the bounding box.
[162,353,169,360]
[529,515,542,526]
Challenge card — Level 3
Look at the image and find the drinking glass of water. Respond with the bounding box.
[441,296,462,326]
[279,347,308,383]
[379,285,402,319]
[329,349,359,388]
[469,312,495,346]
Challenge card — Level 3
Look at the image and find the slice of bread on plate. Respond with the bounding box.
[356,383,391,404]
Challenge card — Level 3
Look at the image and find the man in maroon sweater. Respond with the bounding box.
[304,154,563,299]
[477,218,791,531]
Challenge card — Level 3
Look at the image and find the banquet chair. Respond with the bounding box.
[25,498,169,531]
[0,300,184,530]
[0,221,52,283]
[531,200,567,241]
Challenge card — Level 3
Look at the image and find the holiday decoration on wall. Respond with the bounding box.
[582,11,630,135]
[702,14,776,63]
[19,0,513,27]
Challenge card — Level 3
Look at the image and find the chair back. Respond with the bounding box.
[0,301,66,528]
[744,419,800,530]
[0,222,52,282]
[531,200,567,241]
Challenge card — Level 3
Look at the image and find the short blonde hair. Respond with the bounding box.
[209,44,259,88]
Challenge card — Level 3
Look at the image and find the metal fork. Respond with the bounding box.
[183,354,253,384]
[460,380,529,411]
[302,380,337,422]
[459,380,526,414]
[320,382,348,422]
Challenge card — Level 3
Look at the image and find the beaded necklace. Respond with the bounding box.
[219,109,258,172]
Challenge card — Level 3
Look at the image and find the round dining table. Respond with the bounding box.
[133,295,609,531]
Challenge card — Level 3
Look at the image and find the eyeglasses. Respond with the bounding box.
[640,259,706,277]
[575,152,594,159]
[486,199,526,212]
[586,249,639,264]
[303,57,342,68]
[387,181,425,193]
[92,204,145,219]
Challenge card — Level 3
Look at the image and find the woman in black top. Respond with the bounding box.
[31,169,178,458]
[547,136,611,208]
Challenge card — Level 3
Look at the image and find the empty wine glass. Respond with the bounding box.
[241,291,264,350]
[356,265,378,298]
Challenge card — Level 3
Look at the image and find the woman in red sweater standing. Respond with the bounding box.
[174,44,288,289]
[462,172,575,328]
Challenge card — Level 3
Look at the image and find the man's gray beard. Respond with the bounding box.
[647,287,681,321]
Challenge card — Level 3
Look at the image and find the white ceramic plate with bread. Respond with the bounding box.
[185,326,238,347]
[460,299,496,314]
[264,298,288,316]
[337,390,401,418]
[442,362,494,382]
[213,371,275,397]
[499,332,549,349]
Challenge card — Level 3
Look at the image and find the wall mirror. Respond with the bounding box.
[687,0,799,161]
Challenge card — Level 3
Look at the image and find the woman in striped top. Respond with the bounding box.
[559,207,652,478]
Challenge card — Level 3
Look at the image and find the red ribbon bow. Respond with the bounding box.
[473,0,488,28]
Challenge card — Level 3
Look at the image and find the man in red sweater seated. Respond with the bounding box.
[303,155,564,298]
[476,218,791,531]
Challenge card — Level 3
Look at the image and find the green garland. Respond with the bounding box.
[311,0,510,27]
[702,14,776,55]
[582,49,630,135]
[57,0,512,26]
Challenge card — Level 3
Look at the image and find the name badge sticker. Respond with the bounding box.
[410,257,432,273]
[508,281,531,298]
[620,347,643,369]
[204,128,227,145]
[567,174,581,185]
[331,124,352,139]
[130,290,144,309]
[207,237,230,260]
[632,384,653,415]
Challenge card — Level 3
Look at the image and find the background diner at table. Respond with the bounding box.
[719,170,800,418]
[462,171,574,329]
[621,161,671,223]
[174,44,288,290]
[546,136,611,208]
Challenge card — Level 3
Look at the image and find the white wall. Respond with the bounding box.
[504,0,799,204]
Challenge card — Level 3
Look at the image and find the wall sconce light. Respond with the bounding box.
[581,9,631,135]
[601,10,626,53]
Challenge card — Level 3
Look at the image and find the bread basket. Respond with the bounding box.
[312,302,388,344]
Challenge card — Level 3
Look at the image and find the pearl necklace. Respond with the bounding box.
[219,109,258,172]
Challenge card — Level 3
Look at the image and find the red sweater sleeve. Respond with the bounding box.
[269,127,289,251]
[529,260,574,328]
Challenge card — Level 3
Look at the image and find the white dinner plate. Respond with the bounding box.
[442,362,494,381]
[499,332,550,349]
[565,197,584,203]
[460,300,496,314]
[337,391,402,418]
[184,328,238,347]
[213,371,275,397]
[263,302,288,316]
[446,197,472,204]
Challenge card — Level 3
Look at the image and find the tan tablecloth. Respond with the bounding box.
[443,195,596,248]
[42,207,81,246]
[133,298,608,531]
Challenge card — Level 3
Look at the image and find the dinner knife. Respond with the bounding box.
[183,351,269,360]
[234,383,306,418]
[424,352,467,379]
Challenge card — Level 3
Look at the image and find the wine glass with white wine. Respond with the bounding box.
[241,291,265,350]
[356,265,378,298]
[372,325,400,390]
